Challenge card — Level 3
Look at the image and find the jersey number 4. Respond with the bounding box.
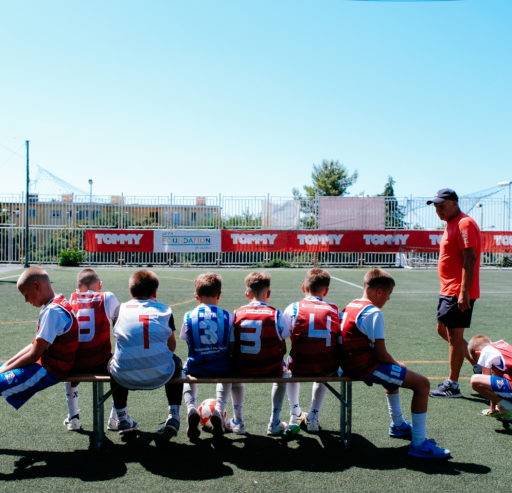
[308,313,332,347]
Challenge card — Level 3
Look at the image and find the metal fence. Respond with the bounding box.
[1,193,510,267]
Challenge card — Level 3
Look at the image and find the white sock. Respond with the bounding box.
[231,383,245,423]
[116,407,129,421]
[309,382,327,421]
[216,383,231,414]
[169,405,181,422]
[64,382,79,418]
[183,383,198,413]
[386,392,405,426]
[498,399,512,410]
[411,412,427,445]
[271,382,286,424]
[287,382,302,417]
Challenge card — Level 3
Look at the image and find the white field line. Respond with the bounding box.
[330,276,363,290]
[0,274,19,280]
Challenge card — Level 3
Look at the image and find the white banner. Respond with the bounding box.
[262,199,300,229]
[318,197,386,230]
[154,230,221,252]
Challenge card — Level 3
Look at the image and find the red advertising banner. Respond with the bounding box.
[85,230,154,252]
[221,230,512,253]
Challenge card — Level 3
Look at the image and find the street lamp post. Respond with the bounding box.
[88,179,93,225]
[498,181,511,231]
[476,203,483,230]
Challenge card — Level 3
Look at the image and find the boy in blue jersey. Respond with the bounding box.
[180,273,239,440]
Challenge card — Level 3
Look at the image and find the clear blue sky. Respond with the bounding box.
[0,0,510,199]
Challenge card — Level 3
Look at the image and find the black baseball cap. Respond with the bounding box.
[426,188,458,205]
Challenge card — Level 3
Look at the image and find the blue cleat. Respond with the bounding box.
[408,438,451,459]
[389,420,412,438]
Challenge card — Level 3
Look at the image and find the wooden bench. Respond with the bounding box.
[64,374,353,451]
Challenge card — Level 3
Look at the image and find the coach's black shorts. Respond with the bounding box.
[437,295,476,329]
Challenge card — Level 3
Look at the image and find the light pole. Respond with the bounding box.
[476,203,483,230]
[498,181,511,231]
[88,179,93,225]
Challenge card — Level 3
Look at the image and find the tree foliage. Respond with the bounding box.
[378,176,407,229]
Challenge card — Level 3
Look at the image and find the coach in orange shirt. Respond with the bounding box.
[427,189,482,398]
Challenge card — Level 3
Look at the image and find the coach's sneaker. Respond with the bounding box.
[289,411,307,427]
[408,438,451,459]
[473,364,483,374]
[187,409,201,441]
[267,420,287,436]
[118,416,138,434]
[156,416,180,442]
[429,379,462,398]
[210,410,225,438]
[225,418,246,435]
[107,417,119,431]
[306,416,320,433]
[389,420,412,438]
[63,414,81,431]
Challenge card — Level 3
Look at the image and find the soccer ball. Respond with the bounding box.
[198,398,226,428]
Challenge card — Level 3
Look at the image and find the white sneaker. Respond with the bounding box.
[306,416,320,432]
[290,411,307,426]
[267,420,287,436]
[63,415,81,431]
[225,418,246,435]
[107,417,119,431]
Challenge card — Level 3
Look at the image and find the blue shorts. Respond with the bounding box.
[0,363,60,409]
[364,363,407,392]
[491,375,512,401]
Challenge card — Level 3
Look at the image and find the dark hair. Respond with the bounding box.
[245,272,271,296]
[363,268,395,290]
[195,273,222,298]
[77,268,100,288]
[129,269,159,298]
[304,268,330,294]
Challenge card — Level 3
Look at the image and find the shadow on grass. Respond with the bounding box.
[0,429,490,481]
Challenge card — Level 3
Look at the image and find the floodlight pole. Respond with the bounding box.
[24,140,30,267]
[498,181,512,231]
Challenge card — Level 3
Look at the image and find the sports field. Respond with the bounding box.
[0,266,511,492]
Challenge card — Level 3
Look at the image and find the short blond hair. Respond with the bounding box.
[195,273,222,298]
[77,268,101,289]
[304,268,330,294]
[17,266,50,290]
[245,272,271,297]
[129,269,159,299]
[468,334,491,363]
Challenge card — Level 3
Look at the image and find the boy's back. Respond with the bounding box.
[232,301,288,377]
[110,298,175,389]
[284,296,340,376]
[181,304,233,376]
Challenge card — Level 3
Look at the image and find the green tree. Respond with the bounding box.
[292,160,357,228]
[378,176,407,229]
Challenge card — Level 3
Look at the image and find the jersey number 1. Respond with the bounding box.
[139,315,150,349]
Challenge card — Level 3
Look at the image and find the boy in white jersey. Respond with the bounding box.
[180,273,237,440]
[230,272,291,436]
[108,269,183,441]
[340,268,450,459]
[469,335,512,419]
[64,268,120,431]
[0,267,78,410]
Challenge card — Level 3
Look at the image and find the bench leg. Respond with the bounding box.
[92,381,105,452]
[340,380,352,448]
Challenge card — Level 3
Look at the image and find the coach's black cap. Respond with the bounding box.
[426,188,458,205]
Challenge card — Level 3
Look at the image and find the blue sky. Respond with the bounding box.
[0,0,510,199]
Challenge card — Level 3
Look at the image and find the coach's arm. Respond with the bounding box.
[459,247,477,312]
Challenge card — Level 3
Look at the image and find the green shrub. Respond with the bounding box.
[260,258,293,268]
[58,248,86,267]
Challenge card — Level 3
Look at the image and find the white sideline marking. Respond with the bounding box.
[0,274,19,280]
[331,276,363,290]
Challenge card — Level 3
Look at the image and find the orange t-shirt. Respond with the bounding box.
[438,212,481,299]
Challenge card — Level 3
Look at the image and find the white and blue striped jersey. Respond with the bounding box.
[180,304,233,377]
[109,299,175,390]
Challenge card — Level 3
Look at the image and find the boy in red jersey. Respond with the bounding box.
[0,267,78,410]
[63,268,120,431]
[340,268,450,459]
[283,268,341,433]
[229,272,291,435]
[469,335,512,419]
